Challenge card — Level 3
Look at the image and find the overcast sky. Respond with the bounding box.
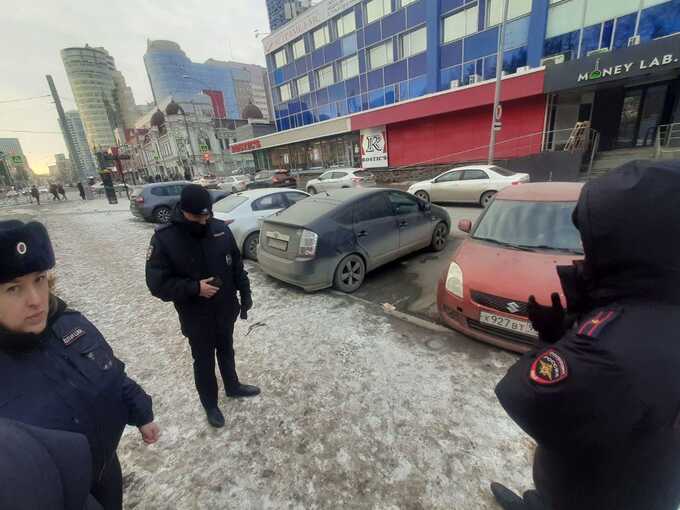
[0,0,270,175]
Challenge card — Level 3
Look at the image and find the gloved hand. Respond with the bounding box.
[527,293,566,344]
[239,292,253,320]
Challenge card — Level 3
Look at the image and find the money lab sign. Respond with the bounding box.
[544,34,680,93]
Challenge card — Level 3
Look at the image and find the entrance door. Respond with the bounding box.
[616,84,670,148]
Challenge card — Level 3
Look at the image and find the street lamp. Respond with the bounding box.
[488,0,510,165]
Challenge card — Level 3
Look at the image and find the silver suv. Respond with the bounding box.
[129,181,227,223]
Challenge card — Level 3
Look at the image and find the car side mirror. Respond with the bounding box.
[458,219,472,233]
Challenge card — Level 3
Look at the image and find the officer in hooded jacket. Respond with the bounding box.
[0,220,159,510]
[145,184,260,429]
[490,160,680,510]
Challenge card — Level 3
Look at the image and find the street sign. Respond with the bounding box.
[199,143,209,153]
[494,121,503,132]
[11,155,23,164]
[495,104,503,122]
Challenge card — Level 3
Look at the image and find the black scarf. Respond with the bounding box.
[0,295,67,353]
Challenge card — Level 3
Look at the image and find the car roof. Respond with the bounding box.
[144,180,191,188]
[231,187,303,200]
[312,187,385,203]
[496,182,584,202]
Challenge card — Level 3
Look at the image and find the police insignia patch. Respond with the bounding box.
[577,309,621,339]
[530,349,568,385]
[146,243,154,261]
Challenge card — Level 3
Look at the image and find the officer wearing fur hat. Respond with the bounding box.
[0,220,159,510]
[145,184,259,429]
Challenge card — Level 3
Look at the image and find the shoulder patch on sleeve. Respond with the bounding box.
[530,349,569,385]
[576,309,621,339]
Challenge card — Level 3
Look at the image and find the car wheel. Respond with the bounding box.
[153,206,172,224]
[480,191,496,208]
[308,186,317,194]
[431,222,448,252]
[333,254,366,293]
[415,190,430,202]
[244,232,260,261]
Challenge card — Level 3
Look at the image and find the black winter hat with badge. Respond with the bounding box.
[0,221,55,283]
[180,184,212,215]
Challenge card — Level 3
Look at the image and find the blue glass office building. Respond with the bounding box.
[144,40,245,119]
[264,0,680,138]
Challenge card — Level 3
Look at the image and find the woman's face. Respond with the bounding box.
[0,272,50,334]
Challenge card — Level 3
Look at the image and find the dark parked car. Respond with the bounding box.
[271,169,297,188]
[258,188,450,292]
[130,181,227,223]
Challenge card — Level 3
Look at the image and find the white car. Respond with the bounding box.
[221,175,249,193]
[306,168,375,194]
[212,188,309,260]
[407,165,530,207]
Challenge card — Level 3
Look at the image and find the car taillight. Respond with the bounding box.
[511,181,521,186]
[135,196,144,204]
[352,177,364,183]
[298,229,318,258]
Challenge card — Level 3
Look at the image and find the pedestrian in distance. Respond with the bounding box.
[49,183,61,201]
[491,160,680,510]
[0,418,103,510]
[58,183,68,200]
[77,181,86,200]
[145,184,259,428]
[30,185,40,205]
[0,220,160,510]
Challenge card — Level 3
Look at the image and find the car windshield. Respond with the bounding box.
[491,166,516,177]
[473,199,583,254]
[212,195,247,213]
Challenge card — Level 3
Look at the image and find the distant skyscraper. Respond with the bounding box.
[54,154,73,182]
[266,0,313,31]
[62,111,98,178]
[144,40,271,120]
[61,45,139,150]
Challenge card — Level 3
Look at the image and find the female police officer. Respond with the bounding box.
[0,220,160,510]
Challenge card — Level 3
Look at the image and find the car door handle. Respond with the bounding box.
[399,220,408,228]
[357,230,368,238]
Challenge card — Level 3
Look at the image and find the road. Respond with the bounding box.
[2,198,531,509]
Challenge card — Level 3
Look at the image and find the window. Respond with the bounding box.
[319,171,334,180]
[284,192,308,206]
[316,65,335,88]
[313,25,331,49]
[292,38,306,59]
[387,191,421,215]
[279,82,293,102]
[274,49,288,68]
[400,26,427,59]
[340,55,360,80]
[337,11,357,37]
[435,170,463,183]
[487,0,532,27]
[213,195,247,213]
[366,0,392,24]
[252,193,286,211]
[368,41,394,69]
[331,171,349,179]
[463,169,489,180]
[354,194,393,223]
[443,5,479,43]
[401,0,418,6]
[296,75,311,95]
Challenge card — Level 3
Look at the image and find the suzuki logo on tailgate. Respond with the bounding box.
[506,302,521,314]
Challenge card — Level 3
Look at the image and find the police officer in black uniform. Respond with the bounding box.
[490,160,680,510]
[145,184,260,429]
[0,220,159,510]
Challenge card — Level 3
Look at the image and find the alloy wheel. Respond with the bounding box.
[432,223,448,251]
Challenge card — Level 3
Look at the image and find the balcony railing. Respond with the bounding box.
[655,123,680,158]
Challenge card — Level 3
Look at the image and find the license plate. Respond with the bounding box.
[267,238,288,251]
[479,311,538,338]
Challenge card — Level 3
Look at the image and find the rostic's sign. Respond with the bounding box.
[544,34,680,93]
[360,127,388,169]
[230,139,262,154]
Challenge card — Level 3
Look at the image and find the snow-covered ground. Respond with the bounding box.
[4,199,533,509]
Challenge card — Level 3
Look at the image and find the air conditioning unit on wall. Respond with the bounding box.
[540,54,566,66]
[628,35,641,47]
[468,74,483,84]
[450,79,460,89]
[587,47,610,57]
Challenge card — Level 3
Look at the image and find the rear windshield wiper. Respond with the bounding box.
[473,237,535,252]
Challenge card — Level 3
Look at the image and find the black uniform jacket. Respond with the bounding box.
[496,161,680,510]
[145,206,251,339]
[0,299,153,482]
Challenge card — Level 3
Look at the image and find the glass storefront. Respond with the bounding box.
[265,133,361,171]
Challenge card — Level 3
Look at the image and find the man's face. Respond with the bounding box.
[0,271,50,334]
[182,211,210,225]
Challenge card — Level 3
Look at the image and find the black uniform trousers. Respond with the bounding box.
[91,454,123,510]
[188,319,239,410]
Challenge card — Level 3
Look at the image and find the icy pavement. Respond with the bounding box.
[5,199,533,509]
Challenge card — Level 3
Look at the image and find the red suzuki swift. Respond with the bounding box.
[437,182,584,353]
